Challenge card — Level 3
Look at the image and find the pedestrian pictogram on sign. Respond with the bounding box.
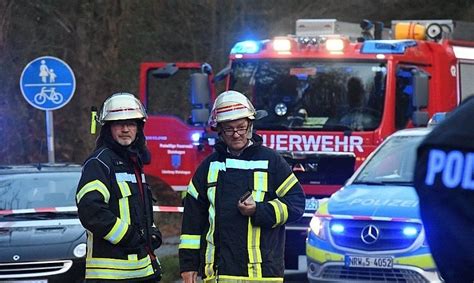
[20,56,76,111]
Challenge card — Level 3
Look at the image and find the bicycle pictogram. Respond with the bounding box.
[34,87,64,105]
[20,56,75,111]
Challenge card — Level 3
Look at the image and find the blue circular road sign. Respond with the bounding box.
[20,56,76,111]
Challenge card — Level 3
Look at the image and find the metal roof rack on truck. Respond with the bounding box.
[295,19,391,41]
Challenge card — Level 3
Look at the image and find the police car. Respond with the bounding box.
[0,164,85,282]
[306,128,443,282]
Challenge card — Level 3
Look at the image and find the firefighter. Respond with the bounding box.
[76,92,162,282]
[179,90,305,283]
[414,97,474,283]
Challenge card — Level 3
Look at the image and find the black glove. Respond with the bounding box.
[151,227,162,250]
[119,225,146,253]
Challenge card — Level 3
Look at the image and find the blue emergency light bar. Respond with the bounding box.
[361,40,417,54]
[230,40,261,54]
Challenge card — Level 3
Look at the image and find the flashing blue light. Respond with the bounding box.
[402,226,418,237]
[331,224,345,234]
[230,40,260,54]
[191,133,201,143]
[428,112,448,127]
[361,40,417,54]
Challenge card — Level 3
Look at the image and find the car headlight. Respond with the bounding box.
[309,216,327,240]
[73,243,87,258]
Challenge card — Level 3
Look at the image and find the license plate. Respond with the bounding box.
[345,255,393,269]
[305,197,318,211]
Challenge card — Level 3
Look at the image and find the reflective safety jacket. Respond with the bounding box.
[179,134,305,282]
[76,146,161,281]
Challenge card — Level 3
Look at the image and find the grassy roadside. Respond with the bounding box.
[160,254,181,283]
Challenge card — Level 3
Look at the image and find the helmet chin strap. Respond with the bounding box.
[246,121,254,139]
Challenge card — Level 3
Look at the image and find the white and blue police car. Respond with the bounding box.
[306,128,443,282]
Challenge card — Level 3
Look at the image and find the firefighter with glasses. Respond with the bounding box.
[76,93,162,282]
[179,90,305,283]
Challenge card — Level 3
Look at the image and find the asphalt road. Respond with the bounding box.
[285,272,309,282]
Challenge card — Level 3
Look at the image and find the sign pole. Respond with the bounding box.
[46,110,55,163]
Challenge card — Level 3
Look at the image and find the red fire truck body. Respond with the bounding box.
[139,19,474,273]
[141,19,474,195]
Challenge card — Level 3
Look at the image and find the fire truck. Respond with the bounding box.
[139,19,474,273]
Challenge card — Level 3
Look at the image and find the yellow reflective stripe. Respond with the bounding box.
[203,276,217,283]
[77,180,110,204]
[318,201,329,215]
[86,255,152,269]
[118,197,130,224]
[205,186,216,278]
[247,218,262,278]
[204,162,221,278]
[85,254,156,279]
[85,265,154,279]
[117,181,131,224]
[253,172,268,202]
[179,234,201,249]
[86,230,93,258]
[269,199,288,228]
[117,181,132,198]
[275,173,298,197]
[104,218,128,244]
[306,244,344,264]
[217,275,283,282]
[396,254,437,269]
[187,180,199,200]
[208,161,225,183]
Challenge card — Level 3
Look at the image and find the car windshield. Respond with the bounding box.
[354,134,425,184]
[0,172,81,210]
[230,60,387,131]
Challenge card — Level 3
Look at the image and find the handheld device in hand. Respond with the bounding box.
[240,191,252,203]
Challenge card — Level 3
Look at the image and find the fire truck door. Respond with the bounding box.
[139,62,215,191]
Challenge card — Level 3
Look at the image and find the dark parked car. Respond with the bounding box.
[0,164,85,282]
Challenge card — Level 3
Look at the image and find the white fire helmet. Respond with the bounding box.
[98,92,147,125]
[208,90,256,129]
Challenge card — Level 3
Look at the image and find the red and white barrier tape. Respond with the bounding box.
[153,206,184,213]
[1,205,184,215]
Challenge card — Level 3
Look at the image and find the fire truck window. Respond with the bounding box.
[271,76,299,108]
[339,77,381,130]
[230,60,387,131]
[395,68,415,130]
[304,72,343,118]
[146,69,193,121]
[368,67,386,111]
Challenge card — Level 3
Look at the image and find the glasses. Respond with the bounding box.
[222,126,249,137]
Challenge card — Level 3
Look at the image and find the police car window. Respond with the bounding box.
[355,135,424,184]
